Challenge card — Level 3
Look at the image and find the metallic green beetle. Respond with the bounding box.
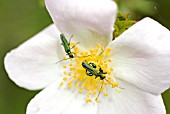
[60,33,74,58]
[82,61,106,80]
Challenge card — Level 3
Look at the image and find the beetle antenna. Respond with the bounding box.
[55,55,90,64]
[68,35,74,45]
[55,58,72,64]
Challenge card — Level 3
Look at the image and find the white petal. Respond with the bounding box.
[27,79,97,114]
[45,0,117,49]
[97,80,166,114]
[4,24,67,90]
[108,18,170,94]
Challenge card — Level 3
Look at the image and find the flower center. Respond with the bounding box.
[60,43,120,103]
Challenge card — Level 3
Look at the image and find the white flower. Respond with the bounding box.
[4,0,170,114]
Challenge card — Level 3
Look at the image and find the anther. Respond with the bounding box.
[63,71,67,75]
[116,88,121,93]
[70,42,75,47]
[69,63,73,66]
[60,82,64,86]
[78,90,82,94]
[107,48,112,52]
[70,67,75,71]
[104,93,108,97]
[63,77,68,81]
[63,65,67,68]
[101,46,105,51]
[112,82,118,88]
[95,98,99,103]
[63,56,67,60]
[75,83,79,88]
[108,59,112,62]
[86,99,92,103]
[107,71,111,75]
[68,73,72,76]
[110,67,114,71]
[97,44,101,48]
[68,84,72,89]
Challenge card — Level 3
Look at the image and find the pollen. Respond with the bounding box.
[70,67,75,71]
[63,56,67,60]
[110,67,114,71]
[60,82,64,86]
[112,82,119,88]
[116,88,121,93]
[95,98,99,103]
[101,46,105,52]
[70,42,75,47]
[63,65,67,68]
[108,59,112,62]
[63,77,68,81]
[68,73,72,76]
[60,43,122,103]
[86,99,92,103]
[63,71,67,75]
[69,63,73,66]
[107,48,112,52]
[104,93,108,97]
[97,43,101,48]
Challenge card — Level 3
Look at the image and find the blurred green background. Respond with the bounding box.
[0,0,170,114]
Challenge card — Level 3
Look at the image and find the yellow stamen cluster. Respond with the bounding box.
[60,43,121,103]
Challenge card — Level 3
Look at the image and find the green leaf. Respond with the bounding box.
[116,12,129,21]
[113,12,136,39]
[113,20,136,39]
